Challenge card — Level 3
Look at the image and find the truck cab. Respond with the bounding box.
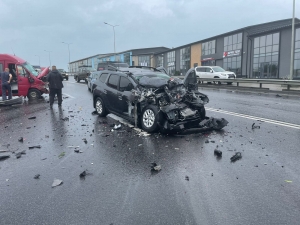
[0,54,49,99]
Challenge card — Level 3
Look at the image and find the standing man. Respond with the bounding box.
[1,68,13,100]
[47,65,63,108]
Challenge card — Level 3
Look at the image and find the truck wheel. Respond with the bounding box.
[141,105,161,133]
[66,77,69,81]
[95,97,108,117]
[76,77,80,83]
[27,89,41,100]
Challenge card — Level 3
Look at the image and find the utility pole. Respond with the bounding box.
[104,22,119,54]
[289,0,295,80]
[62,42,72,71]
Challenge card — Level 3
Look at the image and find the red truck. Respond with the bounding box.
[0,54,49,99]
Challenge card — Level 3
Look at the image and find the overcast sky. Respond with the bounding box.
[0,0,299,70]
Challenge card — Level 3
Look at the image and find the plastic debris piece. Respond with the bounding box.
[230,152,242,162]
[15,152,22,159]
[34,174,40,179]
[79,171,86,178]
[0,155,10,161]
[185,176,190,181]
[20,150,26,154]
[138,144,143,147]
[205,140,209,143]
[52,179,63,187]
[151,163,161,171]
[68,146,80,148]
[28,145,41,149]
[82,138,87,144]
[6,179,9,182]
[18,137,24,142]
[0,150,9,153]
[74,149,79,153]
[214,149,222,157]
[114,124,122,130]
[252,123,260,129]
[61,117,69,121]
[276,94,282,97]
[28,116,36,120]
[58,152,65,158]
[41,158,47,160]
[285,180,292,183]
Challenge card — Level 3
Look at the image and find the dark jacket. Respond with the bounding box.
[1,71,10,85]
[47,69,63,89]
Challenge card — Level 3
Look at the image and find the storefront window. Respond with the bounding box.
[253,32,280,78]
[167,51,175,76]
[138,55,150,66]
[156,55,164,67]
[294,28,300,79]
[202,40,215,55]
[223,56,241,76]
[224,33,242,52]
[180,47,190,75]
[202,60,215,66]
[124,53,130,66]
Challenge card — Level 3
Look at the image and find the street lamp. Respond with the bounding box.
[35,55,40,66]
[44,50,51,67]
[289,0,296,80]
[104,22,119,54]
[62,42,72,71]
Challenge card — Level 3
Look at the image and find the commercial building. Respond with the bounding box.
[153,18,300,79]
[69,47,169,73]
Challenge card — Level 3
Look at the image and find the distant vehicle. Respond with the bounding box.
[0,54,49,99]
[74,66,96,83]
[97,61,129,71]
[87,71,101,92]
[57,69,68,80]
[195,66,236,84]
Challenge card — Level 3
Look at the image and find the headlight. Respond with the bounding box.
[220,73,227,76]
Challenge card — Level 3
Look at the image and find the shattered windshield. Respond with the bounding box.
[134,73,170,81]
[22,62,39,76]
[212,66,226,72]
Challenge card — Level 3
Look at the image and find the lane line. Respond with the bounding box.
[206,107,300,129]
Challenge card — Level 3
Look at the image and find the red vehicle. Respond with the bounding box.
[0,54,49,99]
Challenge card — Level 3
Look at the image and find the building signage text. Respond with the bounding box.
[223,49,241,58]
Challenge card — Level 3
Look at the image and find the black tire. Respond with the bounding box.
[95,97,108,117]
[140,105,161,133]
[66,78,69,81]
[88,85,91,92]
[76,77,80,83]
[199,106,206,119]
[27,89,41,100]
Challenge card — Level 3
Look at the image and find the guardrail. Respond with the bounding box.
[176,76,300,91]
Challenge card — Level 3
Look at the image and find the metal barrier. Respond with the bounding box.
[176,76,300,91]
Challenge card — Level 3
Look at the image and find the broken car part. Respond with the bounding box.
[0,155,10,161]
[230,152,242,162]
[52,179,63,187]
[28,145,41,149]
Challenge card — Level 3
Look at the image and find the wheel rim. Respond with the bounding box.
[30,91,37,98]
[143,109,155,128]
[96,100,103,114]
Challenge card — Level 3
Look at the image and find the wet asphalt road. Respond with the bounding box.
[0,79,300,225]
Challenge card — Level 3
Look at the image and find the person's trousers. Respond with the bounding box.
[1,83,12,100]
[49,88,62,106]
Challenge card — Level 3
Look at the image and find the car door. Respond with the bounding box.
[205,67,213,78]
[116,76,135,116]
[105,74,120,112]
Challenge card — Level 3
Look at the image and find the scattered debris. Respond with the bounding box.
[15,152,22,159]
[139,131,151,137]
[28,116,36,120]
[79,170,87,178]
[41,158,47,160]
[252,123,260,129]
[151,163,161,171]
[0,155,10,161]
[29,145,41,149]
[0,150,9,153]
[285,180,292,183]
[61,117,69,121]
[114,124,122,130]
[68,146,80,148]
[185,176,190,181]
[205,140,209,143]
[211,173,213,176]
[214,149,222,157]
[199,117,229,130]
[138,144,143,147]
[34,174,40,179]
[74,149,80,153]
[276,94,282,97]
[81,124,87,126]
[82,138,87,144]
[18,137,24,142]
[58,152,65,158]
[230,152,242,162]
[52,179,63,187]
[210,140,215,143]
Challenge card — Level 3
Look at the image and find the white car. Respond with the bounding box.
[195,66,236,84]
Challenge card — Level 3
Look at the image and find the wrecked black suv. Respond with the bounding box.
[93,67,224,133]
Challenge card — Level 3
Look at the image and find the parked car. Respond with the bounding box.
[97,61,129,71]
[58,69,68,80]
[74,66,96,83]
[92,67,210,133]
[0,54,49,99]
[87,71,102,92]
[195,66,236,84]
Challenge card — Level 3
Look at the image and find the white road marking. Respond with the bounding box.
[63,93,75,98]
[206,107,300,129]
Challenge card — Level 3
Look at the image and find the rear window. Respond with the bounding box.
[107,74,119,89]
[99,73,108,83]
[196,68,206,72]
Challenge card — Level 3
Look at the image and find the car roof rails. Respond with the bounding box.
[107,65,118,71]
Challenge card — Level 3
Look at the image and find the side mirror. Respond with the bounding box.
[210,70,213,73]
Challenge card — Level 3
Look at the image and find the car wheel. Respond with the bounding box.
[95,97,108,117]
[141,105,161,133]
[66,78,69,81]
[88,85,91,92]
[27,89,41,100]
[227,82,232,85]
